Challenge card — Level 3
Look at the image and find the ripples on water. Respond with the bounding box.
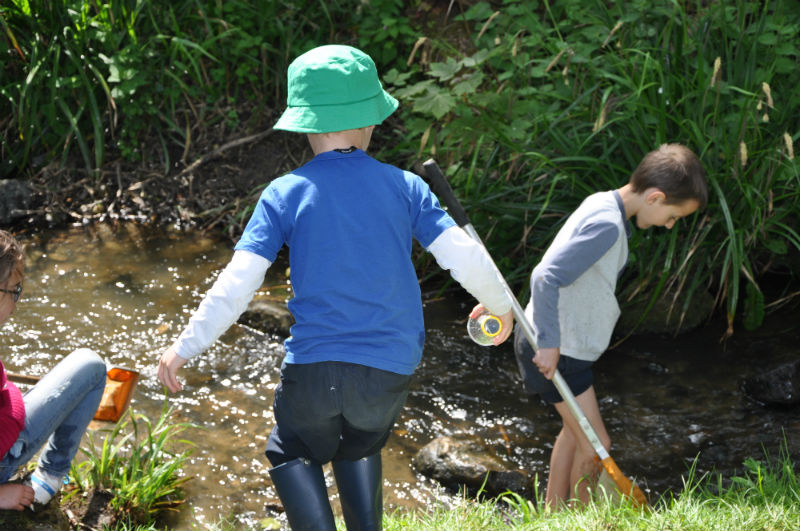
[2,223,799,529]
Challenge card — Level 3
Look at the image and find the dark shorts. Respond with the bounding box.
[265,360,411,466]
[513,323,594,404]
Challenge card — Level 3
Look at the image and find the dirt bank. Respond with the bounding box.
[12,103,409,244]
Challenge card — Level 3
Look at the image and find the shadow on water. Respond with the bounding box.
[2,223,799,528]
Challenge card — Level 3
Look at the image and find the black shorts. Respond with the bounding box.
[265,360,411,466]
[513,323,594,404]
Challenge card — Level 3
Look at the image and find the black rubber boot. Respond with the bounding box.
[332,453,383,531]
[268,458,336,531]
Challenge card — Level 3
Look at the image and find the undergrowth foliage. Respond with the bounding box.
[0,0,416,175]
[385,0,800,335]
[1,0,799,333]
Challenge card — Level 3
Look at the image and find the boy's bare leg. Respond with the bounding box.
[0,483,35,511]
[554,385,610,506]
[545,424,577,509]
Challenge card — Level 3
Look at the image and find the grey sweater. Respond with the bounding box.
[524,190,630,361]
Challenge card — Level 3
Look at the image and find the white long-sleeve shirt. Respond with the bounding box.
[172,225,511,359]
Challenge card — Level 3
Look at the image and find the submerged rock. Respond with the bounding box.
[412,435,534,499]
[0,179,33,224]
[238,297,294,337]
[743,360,800,405]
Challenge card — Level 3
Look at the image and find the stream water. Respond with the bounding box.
[2,223,798,529]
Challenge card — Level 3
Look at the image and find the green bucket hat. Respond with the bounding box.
[274,45,399,134]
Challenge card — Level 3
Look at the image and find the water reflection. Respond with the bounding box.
[2,223,799,529]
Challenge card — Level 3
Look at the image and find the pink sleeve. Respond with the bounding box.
[0,361,26,460]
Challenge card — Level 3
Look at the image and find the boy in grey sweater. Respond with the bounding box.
[513,144,708,509]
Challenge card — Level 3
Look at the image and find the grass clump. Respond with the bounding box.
[67,403,197,527]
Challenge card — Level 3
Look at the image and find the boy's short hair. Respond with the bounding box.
[0,230,23,284]
[629,143,708,209]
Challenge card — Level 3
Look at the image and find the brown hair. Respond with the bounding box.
[629,143,708,209]
[0,230,24,285]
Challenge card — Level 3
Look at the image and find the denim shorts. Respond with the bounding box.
[265,360,412,466]
[513,323,594,404]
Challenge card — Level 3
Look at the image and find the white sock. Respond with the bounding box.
[29,468,65,505]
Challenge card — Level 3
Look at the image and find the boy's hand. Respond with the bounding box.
[468,304,514,345]
[534,347,559,380]
[494,309,514,345]
[158,346,188,393]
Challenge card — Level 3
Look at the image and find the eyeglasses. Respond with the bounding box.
[0,283,22,303]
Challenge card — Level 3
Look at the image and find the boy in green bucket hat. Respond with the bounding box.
[157,44,513,531]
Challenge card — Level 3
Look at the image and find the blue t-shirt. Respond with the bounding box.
[235,149,455,374]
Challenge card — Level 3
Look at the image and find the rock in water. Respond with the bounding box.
[238,298,294,337]
[412,434,534,498]
[743,360,800,405]
[0,179,33,224]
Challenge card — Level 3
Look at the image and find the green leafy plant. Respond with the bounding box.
[69,403,197,524]
[0,0,417,179]
[385,0,800,335]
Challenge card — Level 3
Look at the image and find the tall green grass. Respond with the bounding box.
[0,0,418,176]
[1,0,278,175]
[386,0,800,334]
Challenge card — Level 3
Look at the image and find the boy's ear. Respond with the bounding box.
[644,188,666,205]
